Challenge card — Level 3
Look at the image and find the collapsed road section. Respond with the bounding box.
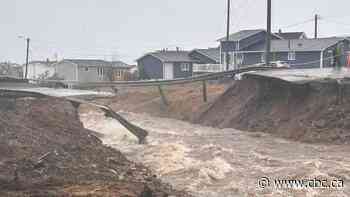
[67,97,148,144]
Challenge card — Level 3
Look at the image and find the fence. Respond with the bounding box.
[193,64,226,73]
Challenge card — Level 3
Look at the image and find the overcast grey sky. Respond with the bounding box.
[1,0,349,64]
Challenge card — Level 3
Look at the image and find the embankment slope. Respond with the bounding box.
[196,75,350,144]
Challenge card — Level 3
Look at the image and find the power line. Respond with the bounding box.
[279,18,314,29]
[321,18,350,28]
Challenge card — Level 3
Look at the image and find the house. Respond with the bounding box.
[25,59,57,79]
[137,50,196,80]
[110,61,134,81]
[55,59,114,83]
[218,29,350,69]
[0,62,23,78]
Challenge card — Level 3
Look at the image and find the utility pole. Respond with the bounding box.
[314,14,318,39]
[265,0,272,67]
[225,0,231,71]
[25,38,30,79]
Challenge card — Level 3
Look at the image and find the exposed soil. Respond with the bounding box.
[0,92,190,196]
[197,75,350,144]
[92,82,229,122]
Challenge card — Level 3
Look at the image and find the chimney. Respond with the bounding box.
[278,29,282,34]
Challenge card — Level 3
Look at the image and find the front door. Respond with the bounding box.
[163,63,174,79]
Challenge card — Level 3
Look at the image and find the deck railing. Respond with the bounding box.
[193,64,225,73]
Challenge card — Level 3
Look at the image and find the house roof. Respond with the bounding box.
[217,29,265,42]
[246,37,349,52]
[63,59,112,67]
[0,62,22,67]
[191,48,221,63]
[111,61,132,68]
[217,29,284,42]
[139,51,196,63]
[28,60,57,66]
[275,32,307,40]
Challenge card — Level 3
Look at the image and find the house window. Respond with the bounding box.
[116,70,122,77]
[261,53,265,63]
[328,50,335,65]
[236,53,244,65]
[288,51,296,61]
[97,67,104,76]
[181,63,190,72]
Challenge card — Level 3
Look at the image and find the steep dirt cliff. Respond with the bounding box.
[196,75,350,144]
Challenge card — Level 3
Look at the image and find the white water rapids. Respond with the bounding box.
[79,109,350,197]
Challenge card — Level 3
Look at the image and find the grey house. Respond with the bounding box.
[0,62,23,78]
[55,59,114,82]
[219,29,350,69]
[137,50,196,80]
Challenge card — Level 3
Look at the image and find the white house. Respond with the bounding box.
[24,60,57,79]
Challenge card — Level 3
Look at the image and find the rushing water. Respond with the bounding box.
[80,109,350,197]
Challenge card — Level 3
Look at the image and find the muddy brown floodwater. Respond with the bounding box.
[79,109,350,197]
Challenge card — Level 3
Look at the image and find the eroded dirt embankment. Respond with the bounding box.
[197,75,350,144]
[98,82,229,122]
[0,91,190,197]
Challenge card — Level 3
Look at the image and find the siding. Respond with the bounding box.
[55,62,77,81]
[239,51,322,68]
[26,63,55,79]
[77,66,108,82]
[240,31,267,50]
[278,51,321,68]
[173,62,193,78]
[241,52,262,66]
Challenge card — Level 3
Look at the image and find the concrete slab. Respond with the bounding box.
[246,67,350,83]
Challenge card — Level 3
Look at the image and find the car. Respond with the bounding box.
[270,61,290,68]
[253,61,290,68]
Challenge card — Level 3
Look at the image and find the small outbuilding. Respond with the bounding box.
[137,50,196,80]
